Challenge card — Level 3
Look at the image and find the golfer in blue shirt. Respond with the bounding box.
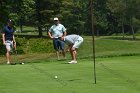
[1,19,16,64]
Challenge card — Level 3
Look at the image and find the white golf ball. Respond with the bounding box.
[54,76,58,79]
[22,62,24,64]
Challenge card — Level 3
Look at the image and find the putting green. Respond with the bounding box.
[0,55,140,93]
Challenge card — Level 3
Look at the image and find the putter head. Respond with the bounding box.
[19,62,24,65]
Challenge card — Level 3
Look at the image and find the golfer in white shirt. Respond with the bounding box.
[59,34,83,64]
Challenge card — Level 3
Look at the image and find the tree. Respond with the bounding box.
[93,0,109,36]
[0,0,11,28]
[13,0,35,32]
[107,0,140,39]
[34,0,64,37]
[60,0,89,35]
[107,0,126,37]
[125,0,140,39]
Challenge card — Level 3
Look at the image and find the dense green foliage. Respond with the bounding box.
[0,37,54,55]
[25,38,53,53]
[0,0,140,36]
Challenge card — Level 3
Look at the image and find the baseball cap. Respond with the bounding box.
[54,17,59,21]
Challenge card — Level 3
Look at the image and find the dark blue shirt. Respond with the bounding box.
[1,26,14,41]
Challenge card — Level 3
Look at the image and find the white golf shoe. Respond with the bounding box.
[68,60,77,64]
[7,62,10,65]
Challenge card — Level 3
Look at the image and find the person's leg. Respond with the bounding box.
[53,39,60,60]
[56,51,60,60]
[6,51,10,64]
[68,37,83,64]
[62,50,66,59]
[70,48,73,60]
[72,49,77,61]
[59,40,66,59]
[68,47,77,64]
[5,41,12,64]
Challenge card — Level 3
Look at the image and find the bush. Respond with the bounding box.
[0,37,54,55]
[0,39,6,55]
[26,38,54,53]
[16,38,53,53]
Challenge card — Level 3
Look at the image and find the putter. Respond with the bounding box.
[14,42,17,55]
[10,42,17,65]
[14,46,24,65]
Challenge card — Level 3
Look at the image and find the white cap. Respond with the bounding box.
[54,17,59,21]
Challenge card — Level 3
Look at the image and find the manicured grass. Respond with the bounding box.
[79,36,140,58]
[0,36,140,93]
[0,55,140,93]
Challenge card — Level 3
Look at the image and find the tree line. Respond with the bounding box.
[0,0,140,38]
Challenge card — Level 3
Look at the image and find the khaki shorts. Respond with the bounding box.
[6,40,13,51]
[73,37,83,48]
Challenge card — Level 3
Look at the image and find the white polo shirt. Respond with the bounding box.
[64,34,83,48]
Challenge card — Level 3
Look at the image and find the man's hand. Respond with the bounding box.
[50,36,54,39]
[3,42,6,46]
[14,42,16,50]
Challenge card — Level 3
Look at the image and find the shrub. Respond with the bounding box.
[27,38,54,53]
[0,37,54,55]
[0,39,6,55]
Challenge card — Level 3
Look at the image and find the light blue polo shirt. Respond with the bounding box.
[49,23,66,38]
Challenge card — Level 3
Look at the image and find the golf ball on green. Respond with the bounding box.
[55,76,58,78]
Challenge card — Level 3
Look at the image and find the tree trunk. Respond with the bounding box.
[20,24,23,32]
[36,0,42,37]
[19,18,23,32]
[96,29,100,37]
[131,25,135,40]
[130,16,135,40]
[121,21,125,39]
[0,0,2,6]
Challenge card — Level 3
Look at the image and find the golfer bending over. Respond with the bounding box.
[59,34,83,64]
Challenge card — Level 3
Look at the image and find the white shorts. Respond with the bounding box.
[73,36,83,48]
[6,40,13,51]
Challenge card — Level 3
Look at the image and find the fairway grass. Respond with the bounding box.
[0,56,140,93]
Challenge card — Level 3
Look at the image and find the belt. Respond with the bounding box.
[6,40,12,43]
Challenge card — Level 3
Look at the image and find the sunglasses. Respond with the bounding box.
[54,20,58,22]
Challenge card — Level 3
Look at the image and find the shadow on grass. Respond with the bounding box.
[67,79,81,82]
